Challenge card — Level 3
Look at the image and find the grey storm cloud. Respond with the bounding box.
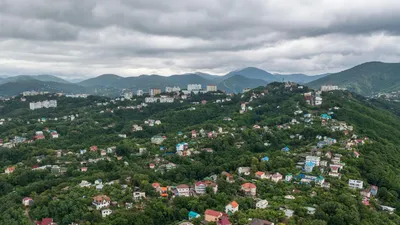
[0,0,400,77]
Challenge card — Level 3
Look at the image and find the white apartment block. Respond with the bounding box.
[348,179,363,189]
[187,84,202,91]
[29,100,57,110]
[321,85,339,92]
[145,96,174,103]
[137,89,144,96]
[165,86,181,93]
[206,85,217,92]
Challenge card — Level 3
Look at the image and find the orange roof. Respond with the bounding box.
[241,183,256,189]
[230,201,239,208]
[161,187,168,191]
[152,182,160,188]
[93,195,110,202]
[255,171,265,176]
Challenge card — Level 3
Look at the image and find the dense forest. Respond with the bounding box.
[0,83,399,225]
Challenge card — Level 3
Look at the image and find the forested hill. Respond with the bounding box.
[0,83,399,225]
[308,61,400,96]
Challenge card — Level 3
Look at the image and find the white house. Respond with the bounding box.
[133,192,146,201]
[176,184,190,197]
[305,156,321,166]
[92,195,111,210]
[349,179,363,189]
[101,209,113,218]
[225,201,239,214]
[22,197,33,206]
[238,167,251,176]
[271,173,283,183]
[256,200,269,209]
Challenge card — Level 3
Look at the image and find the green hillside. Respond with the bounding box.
[308,62,400,96]
[0,83,400,224]
[218,75,267,93]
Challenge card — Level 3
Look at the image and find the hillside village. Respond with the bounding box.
[0,83,399,225]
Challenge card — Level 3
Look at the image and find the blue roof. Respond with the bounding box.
[188,211,199,217]
[282,146,290,151]
[261,156,269,161]
[305,161,315,167]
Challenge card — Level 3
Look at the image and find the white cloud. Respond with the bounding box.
[0,0,399,78]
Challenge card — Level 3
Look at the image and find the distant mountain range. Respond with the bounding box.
[307,62,400,96]
[0,65,372,97]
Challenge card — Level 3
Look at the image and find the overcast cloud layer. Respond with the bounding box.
[1,0,400,78]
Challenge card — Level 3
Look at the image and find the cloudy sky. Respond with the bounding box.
[1,0,400,78]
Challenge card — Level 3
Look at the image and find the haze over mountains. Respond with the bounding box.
[1,61,399,97]
[0,67,326,96]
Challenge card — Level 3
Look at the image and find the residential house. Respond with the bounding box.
[380,205,396,214]
[248,218,274,225]
[304,161,315,173]
[151,135,166,144]
[5,166,15,174]
[22,197,34,206]
[238,167,251,176]
[79,180,91,188]
[176,142,189,152]
[305,207,316,215]
[281,208,294,218]
[204,209,223,223]
[222,172,235,183]
[188,211,200,220]
[35,218,57,225]
[261,156,269,162]
[101,209,112,218]
[360,189,371,198]
[241,183,257,196]
[256,200,268,209]
[133,192,146,201]
[219,215,232,225]
[271,173,283,183]
[81,167,88,172]
[191,130,197,138]
[152,182,161,192]
[90,146,98,152]
[225,201,239,214]
[353,151,360,158]
[160,187,168,197]
[176,184,190,197]
[195,180,218,194]
[50,132,59,139]
[370,185,379,196]
[285,174,293,182]
[306,156,320,166]
[255,171,268,179]
[281,146,290,152]
[349,179,363,189]
[92,195,111,210]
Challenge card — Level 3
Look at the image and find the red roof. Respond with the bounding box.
[241,183,256,189]
[195,181,205,186]
[177,184,189,189]
[152,182,160,188]
[37,218,54,225]
[255,171,265,176]
[205,209,222,217]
